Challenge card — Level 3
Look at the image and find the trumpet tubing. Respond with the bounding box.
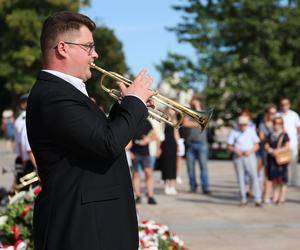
[90,63,213,129]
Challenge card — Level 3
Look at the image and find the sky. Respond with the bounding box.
[80,0,196,83]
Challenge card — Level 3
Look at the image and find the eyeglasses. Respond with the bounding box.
[64,42,95,54]
[54,41,95,55]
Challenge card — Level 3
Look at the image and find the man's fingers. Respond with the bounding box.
[117,81,127,96]
[146,99,155,109]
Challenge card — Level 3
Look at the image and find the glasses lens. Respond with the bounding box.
[90,45,95,54]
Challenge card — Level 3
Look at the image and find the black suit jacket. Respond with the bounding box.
[26,71,147,250]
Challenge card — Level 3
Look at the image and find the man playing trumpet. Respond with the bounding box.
[27,11,155,250]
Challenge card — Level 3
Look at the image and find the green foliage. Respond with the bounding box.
[0,0,128,115]
[0,0,90,111]
[0,198,34,250]
[158,237,186,250]
[167,0,300,118]
[156,52,200,91]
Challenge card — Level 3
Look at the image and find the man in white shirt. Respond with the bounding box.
[227,116,261,206]
[14,94,36,182]
[278,97,300,186]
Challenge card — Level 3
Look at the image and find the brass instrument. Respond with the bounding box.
[14,171,39,191]
[90,63,213,130]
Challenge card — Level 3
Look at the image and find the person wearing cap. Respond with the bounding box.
[1,109,15,152]
[14,93,36,182]
[227,115,261,206]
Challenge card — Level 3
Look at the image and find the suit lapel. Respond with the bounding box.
[37,71,107,119]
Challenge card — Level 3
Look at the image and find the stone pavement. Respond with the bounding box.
[1,140,300,249]
[137,160,300,250]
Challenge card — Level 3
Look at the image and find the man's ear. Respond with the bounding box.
[55,41,68,58]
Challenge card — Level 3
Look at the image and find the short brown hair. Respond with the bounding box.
[40,11,96,56]
[273,116,284,127]
[264,103,277,114]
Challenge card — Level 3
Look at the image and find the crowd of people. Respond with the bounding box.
[2,95,299,209]
[1,10,299,250]
[227,97,300,207]
[122,97,211,205]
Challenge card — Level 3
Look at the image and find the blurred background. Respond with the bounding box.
[1,0,300,158]
[1,1,300,249]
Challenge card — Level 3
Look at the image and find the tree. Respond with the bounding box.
[155,52,200,91]
[0,0,90,111]
[0,1,129,115]
[169,0,300,118]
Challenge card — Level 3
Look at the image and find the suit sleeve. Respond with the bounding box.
[42,92,148,160]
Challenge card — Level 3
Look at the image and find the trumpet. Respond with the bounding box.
[90,63,213,130]
[14,171,39,191]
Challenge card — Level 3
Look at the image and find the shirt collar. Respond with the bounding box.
[42,70,88,97]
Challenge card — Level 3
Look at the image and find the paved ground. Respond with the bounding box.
[1,140,300,249]
[137,160,300,249]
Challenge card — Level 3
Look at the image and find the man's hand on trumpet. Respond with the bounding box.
[117,69,156,108]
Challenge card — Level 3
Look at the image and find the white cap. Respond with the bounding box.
[238,116,249,125]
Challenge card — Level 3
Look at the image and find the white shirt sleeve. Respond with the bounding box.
[251,129,260,144]
[227,129,236,145]
[22,124,31,152]
[295,112,300,128]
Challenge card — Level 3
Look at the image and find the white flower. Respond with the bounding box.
[8,191,27,204]
[0,215,8,226]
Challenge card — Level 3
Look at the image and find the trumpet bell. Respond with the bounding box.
[193,108,214,131]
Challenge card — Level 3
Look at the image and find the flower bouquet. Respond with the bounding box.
[139,220,187,250]
[0,187,187,250]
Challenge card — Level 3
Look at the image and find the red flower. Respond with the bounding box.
[144,228,155,235]
[11,225,20,240]
[14,239,27,250]
[139,239,146,248]
[171,242,179,249]
[20,205,32,218]
[33,186,42,196]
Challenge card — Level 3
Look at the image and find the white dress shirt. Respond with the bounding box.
[278,110,300,147]
[14,110,31,161]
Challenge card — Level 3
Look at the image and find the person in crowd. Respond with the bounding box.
[131,119,157,205]
[227,116,262,206]
[26,11,155,250]
[157,108,180,195]
[183,97,211,194]
[278,97,300,187]
[265,116,290,204]
[148,118,164,174]
[258,104,277,203]
[240,109,256,131]
[176,127,186,185]
[1,109,15,152]
[14,93,37,183]
[125,140,133,169]
[240,109,258,196]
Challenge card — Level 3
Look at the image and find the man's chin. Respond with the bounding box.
[83,71,92,82]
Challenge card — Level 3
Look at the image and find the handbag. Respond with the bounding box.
[273,133,292,166]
